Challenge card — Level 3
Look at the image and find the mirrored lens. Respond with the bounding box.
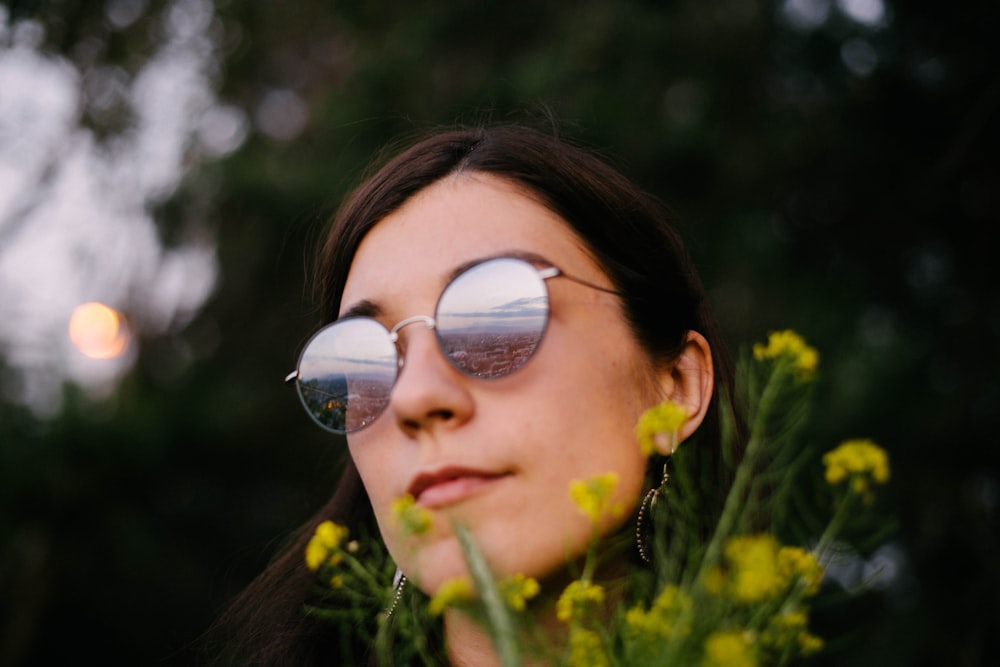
[296,318,397,433]
[436,258,549,378]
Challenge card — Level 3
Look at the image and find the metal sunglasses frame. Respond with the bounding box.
[284,256,621,432]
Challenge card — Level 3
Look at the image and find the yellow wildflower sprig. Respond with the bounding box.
[569,471,626,589]
[635,400,689,456]
[303,520,390,610]
[569,472,625,524]
[566,626,610,667]
[701,629,758,667]
[305,520,349,572]
[753,329,819,381]
[499,573,541,612]
[556,580,607,623]
[624,585,693,642]
[761,610,824,661]
[391,493,433,535]
[558,580,611,667]
[823,439,890,504]
[815,439,892,559]
[428,576,475,616]
[699,330,819,586]
[305,521,352,588]
[702,534,823,604]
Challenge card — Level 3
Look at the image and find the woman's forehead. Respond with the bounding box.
[339,173,603,313]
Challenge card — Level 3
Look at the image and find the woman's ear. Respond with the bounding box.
[656,331,714,443]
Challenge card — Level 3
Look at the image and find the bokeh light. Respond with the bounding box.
[68,302,130,359]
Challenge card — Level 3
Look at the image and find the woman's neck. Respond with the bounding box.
[445,611,520,667]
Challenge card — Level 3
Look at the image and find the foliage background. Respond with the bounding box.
[0,0,996,665]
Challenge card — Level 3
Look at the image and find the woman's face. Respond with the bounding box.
[340,172,661,593]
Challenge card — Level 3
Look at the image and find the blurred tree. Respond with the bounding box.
[1,0,996,665]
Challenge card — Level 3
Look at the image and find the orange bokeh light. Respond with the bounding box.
[68,302,130,359]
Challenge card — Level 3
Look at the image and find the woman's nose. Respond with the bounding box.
[388,326,475,435]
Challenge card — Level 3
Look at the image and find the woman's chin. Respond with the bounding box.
[404,544,472,595]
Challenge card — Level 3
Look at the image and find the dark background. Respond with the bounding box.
[1,1,997,665]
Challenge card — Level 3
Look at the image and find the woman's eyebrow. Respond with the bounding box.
[338,299,381,320]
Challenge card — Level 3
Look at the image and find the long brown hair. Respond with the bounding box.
[209,124,739,665]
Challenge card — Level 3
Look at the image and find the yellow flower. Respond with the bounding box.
[624,585,692,640]
[635,400,690,456]
[823,439,890,502]
[798,630,824,655]
[702,629,757,667]
[567,627,609,667]
[305,520,349,572]
[499,573,540,612]
[761,610,824,657]
[777,546,824,595]
[752,330,819,380]
[569,472,624,523]
[714,537,822,603]
[391,493,433,535]
[556,580,606,623]
[427,577,474,616]
[724,534,785,603]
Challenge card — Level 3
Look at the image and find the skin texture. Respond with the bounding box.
[339,172,714,665]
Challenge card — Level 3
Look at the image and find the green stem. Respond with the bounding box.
[454,524,521,667]
[580,525,600,583]
[340,551,389,595]
[814,489,859,558]
[695,365,788,584]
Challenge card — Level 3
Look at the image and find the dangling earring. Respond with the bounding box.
[635,461,670,564]
[384,567,407,619]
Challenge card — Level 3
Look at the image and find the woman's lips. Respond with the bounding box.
[408,467,509,509]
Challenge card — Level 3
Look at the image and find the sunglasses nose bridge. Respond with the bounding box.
[388,314,437,344]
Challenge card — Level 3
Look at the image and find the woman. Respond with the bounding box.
[213,124,740,666]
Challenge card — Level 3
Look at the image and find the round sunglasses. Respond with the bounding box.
[286,256,620,434]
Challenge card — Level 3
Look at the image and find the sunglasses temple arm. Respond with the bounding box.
[539,266,622,296]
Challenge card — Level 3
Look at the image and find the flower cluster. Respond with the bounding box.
[557,578,610,667]
[556,579,607,623]
[703,535,823,603]
[500,573,541,612]
[823,438,891,503]
[752,329,819,379]
[761,611,824,657]
[634,400,689,456]
[305,520,352,587]
[391,493,433,535]
[428,577,474,616]
[623,585,692,642]
[703,629,756,667]
[569,471,625,524]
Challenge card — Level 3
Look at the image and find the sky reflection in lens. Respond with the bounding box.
[298,318,395,379]
[436,258,548,334]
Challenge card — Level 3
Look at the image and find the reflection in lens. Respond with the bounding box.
[296,318,396,433]
[436,258,549,378]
